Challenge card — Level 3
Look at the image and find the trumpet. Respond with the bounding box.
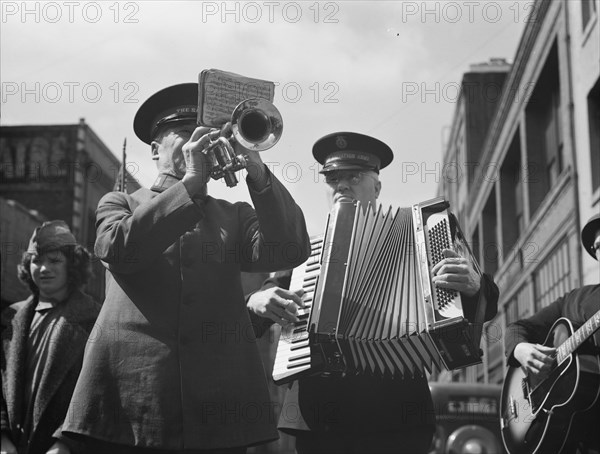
[203,98,283,187]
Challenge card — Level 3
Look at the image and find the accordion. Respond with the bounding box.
[273,197,486,385]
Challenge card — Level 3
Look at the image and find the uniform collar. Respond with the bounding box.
[150,173,181,193]
[35,300,57,313]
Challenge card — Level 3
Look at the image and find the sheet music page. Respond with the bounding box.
[198,69,275,127]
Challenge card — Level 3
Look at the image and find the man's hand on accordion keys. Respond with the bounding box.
[431,249,480,297]
[247,286,306,325]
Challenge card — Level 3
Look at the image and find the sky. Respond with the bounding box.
[1,0,529,235]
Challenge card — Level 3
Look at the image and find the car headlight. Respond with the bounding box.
[446,425,501,454]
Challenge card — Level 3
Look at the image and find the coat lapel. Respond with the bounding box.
[32,291,98,432]
[2,296,37,434]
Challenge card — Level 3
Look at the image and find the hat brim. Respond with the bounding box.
[319,163,379,174]
[134,83,198,144]
[312,132,394,171]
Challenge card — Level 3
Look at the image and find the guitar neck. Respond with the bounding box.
[557,309,600,363]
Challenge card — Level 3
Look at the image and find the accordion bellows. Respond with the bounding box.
[273,197,484,384]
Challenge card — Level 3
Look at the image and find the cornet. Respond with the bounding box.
[203,98,283,187]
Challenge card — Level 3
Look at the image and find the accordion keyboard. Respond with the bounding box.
[272,237,323,385]
[425,213,463,320]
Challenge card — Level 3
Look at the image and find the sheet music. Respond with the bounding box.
[197,69,275,127]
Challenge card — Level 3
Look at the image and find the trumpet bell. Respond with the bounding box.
[231,98,283,151]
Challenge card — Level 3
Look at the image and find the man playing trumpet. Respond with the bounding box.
[61,83,311,454]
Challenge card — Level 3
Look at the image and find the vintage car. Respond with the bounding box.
[429,382,505,454]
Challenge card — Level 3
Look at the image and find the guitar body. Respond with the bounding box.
[500,317,600,454]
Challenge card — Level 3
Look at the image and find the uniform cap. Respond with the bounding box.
[312,132,394,174]
[133,83,198,144]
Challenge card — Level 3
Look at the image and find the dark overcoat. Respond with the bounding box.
[63,173,310,450]
[1,290,100,454]
[504,284,600,452]
[505,285,600,373]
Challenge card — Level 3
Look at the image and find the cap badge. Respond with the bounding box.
[335,136,347,149]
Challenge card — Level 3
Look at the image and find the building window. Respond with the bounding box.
[504,283,532,326]
[545,92,563,188]
[588,78,600,193]
[525,40,562,218]
[500,131,524,257]
[582,0,597,29]
[515,179,524,236]
[533,238,571,311]
[456,120,465,164]
[451,369,467,383]
[482,189,498,275]
[475,361,485,383]
[487,360,503,385]
[485,315,504,385]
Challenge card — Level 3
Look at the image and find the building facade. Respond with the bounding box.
[0,198,47,307]
[0,119,140,305]
[438,0,599,384]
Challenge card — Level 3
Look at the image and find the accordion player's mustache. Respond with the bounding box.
[334,191,354,202]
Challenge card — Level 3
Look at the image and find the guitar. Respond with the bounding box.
[500,310,600,454]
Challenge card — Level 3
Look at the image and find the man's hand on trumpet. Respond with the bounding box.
[181,126,214,197]
[181,123,269,195]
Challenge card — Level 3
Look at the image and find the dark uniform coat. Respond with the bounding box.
[267,271,499,438]
[1,291,100,454]
[63,172,310,450]
[504,285,600,452]
[504,285,600,371]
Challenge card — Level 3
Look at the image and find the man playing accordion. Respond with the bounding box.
[247,132,499,454]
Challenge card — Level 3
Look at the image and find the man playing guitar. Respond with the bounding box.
[504,213,600,454]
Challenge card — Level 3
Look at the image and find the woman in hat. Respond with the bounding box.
[1,221,100,454]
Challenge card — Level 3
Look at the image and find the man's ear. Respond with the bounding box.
[374,179,382,199]
[151,141,159,161]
